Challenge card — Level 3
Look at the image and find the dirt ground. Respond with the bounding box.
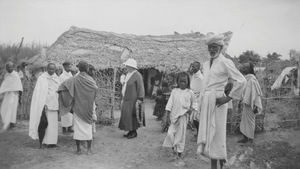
[0,99,300,169]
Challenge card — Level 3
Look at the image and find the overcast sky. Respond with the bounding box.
[0,0,299,59]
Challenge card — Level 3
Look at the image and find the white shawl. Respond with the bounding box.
[28,72,59,140]
[0,71,23,95]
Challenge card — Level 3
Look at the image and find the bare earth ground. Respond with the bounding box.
[0,99,300,169]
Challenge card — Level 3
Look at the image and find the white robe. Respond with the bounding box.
[0,71,23,130]
[59,70,73,127]
[197,54,246,159]
[163,88,197,153]
[29,72,60,144]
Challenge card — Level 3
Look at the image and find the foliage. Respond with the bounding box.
[0,43,43,66]
[237,50,261,64]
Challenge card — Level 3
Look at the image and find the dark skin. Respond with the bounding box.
[189,62,201,74]
[63,64,71,73]
[47,64,56,76]
[6,62,14,73]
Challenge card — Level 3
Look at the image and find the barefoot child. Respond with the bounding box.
[163,72,197,166]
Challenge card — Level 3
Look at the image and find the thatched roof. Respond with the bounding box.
[43,26,232,72]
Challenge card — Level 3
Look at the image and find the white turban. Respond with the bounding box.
[205,32,233,52]
[205,34,225,46]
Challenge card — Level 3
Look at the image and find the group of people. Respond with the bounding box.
[0,33,263,169]
[151,34,263,168]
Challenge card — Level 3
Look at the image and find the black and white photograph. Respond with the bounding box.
[0,0,300,169]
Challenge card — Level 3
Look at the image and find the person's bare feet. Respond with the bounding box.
[75,150,82,155]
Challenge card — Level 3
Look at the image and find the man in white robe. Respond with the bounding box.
[29,63,60,148]
[189,61,204,135]
[0,62,23,130]
[197,34,246,169]
[59,61,73,133]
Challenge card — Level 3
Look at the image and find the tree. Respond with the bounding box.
[266,52,282,61]
[238,50,261,64]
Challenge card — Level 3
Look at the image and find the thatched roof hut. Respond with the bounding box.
[43,26,232,72]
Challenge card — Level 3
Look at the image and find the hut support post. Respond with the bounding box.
[297,54,300,96]
[111,67,117,120]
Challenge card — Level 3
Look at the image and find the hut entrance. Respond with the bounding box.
[139,68,162,97]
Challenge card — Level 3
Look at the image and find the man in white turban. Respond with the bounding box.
[197,34,246,169]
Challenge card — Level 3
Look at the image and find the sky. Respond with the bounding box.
[0,0,299,59]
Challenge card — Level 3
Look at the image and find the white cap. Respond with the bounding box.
[123,58,137,69]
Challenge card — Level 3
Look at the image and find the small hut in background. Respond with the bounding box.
[31,26,232,122]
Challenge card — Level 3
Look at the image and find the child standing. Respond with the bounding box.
[162,72,197,166]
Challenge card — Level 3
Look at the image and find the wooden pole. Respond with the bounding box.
[296,54,300,96]
[111,67,117,120]
[15,37,24,61]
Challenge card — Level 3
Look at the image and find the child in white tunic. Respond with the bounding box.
[163,72,197,166]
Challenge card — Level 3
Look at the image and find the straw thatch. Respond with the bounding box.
[43,26,232,72]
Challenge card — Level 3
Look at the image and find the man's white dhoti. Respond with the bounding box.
[61,113,73,127]
[73,114,92,140]
[0,91,19,129]
[43,110,58,144]
[163,115,188,153]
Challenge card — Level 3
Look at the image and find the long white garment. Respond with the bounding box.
[59,70,74,127]
[73,113,93,140]
[29,72,60,140]
[163,115,188,153]
[197,54,246,159]
[42,110,58,144]
[163,88,197,152]
[0,71,23,130]
[190,70,204,121]
[0,92,19,129]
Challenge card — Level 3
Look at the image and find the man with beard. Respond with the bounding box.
[197,34,246,169]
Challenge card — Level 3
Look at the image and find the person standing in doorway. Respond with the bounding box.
[119,58,145,139]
